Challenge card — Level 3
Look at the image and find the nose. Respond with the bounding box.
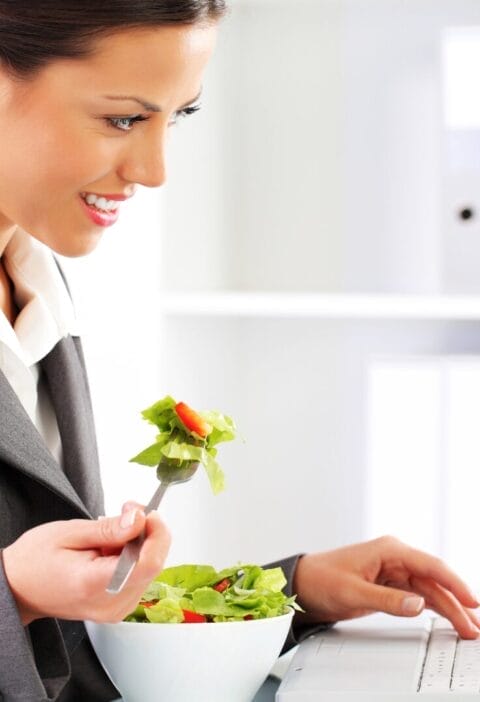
[117,131,168,189]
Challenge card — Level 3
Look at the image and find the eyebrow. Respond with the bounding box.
[102,89,203,113]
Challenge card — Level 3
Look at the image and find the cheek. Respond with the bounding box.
[0,119,116,254]
[33,130,112,196]
[3,117,114,202]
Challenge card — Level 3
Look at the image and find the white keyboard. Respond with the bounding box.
[421,617,480,693]
[276,613,480,700]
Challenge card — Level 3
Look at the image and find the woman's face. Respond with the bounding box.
[0,23,217,256]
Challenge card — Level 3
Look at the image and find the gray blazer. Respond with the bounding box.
[0,333,312,702]
[0,335,119,702]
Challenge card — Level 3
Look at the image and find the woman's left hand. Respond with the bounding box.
[293,535,480,639]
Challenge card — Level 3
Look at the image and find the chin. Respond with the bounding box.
[43,231,103,258]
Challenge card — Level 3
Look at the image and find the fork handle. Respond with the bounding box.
[144,480,170,515]
[105,481,170,595]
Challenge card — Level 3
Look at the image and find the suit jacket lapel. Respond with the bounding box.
[40,336,106,518]
[0,367,90,517]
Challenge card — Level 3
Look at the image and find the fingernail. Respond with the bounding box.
[402,596,425,615]
[470,621,480,636]
[468,589,480,605]
[122,501,136,513]
[120,508,138,529]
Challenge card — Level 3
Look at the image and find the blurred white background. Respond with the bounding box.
[62,0,480,586]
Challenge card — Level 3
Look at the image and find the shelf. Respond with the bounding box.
[159,292,480,320]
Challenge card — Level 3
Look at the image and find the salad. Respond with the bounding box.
[125,563,301,624]
[129,395,237,494]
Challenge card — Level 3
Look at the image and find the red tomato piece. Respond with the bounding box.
[182,609,207,623]
[244,614,254,620]
[175,401,212,438]
[213,578,231,593]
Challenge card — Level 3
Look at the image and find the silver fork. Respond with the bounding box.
[106,461,199,594]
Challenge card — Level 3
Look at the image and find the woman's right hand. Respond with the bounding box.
[2,505,171,626]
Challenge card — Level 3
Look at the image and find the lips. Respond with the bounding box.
[79,194,120,227]
[78,189,135,228]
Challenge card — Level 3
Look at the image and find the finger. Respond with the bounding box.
[410,576,480,639]
[121,500,146,514]
[62,512,146,549]
[396,544,478,609]
[352,578,425,617]
[99,545,123,557]
[80,512,170,616]
[97,512,171,614]
[98,504,154,557]
[469,609,480,628]
[134,511,171,583]
[100,511,171,588]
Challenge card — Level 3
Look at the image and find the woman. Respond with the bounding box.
[0,2,478,701]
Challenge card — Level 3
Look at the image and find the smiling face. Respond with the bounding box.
[0,23,217,256]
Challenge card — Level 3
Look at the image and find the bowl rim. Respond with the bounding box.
[86,606,295,629]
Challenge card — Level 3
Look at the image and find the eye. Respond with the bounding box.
[106,115,149,132]
[168,103,202,127]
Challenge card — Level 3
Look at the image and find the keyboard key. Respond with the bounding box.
[419,617,457,692]
[419,616,480,693]
[451,637,480,692]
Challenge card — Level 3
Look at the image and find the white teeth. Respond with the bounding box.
[82,193,118,212]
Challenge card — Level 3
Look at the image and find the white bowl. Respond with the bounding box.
[85,608,294,702]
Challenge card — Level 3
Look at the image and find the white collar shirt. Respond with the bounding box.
[0,228,79,466]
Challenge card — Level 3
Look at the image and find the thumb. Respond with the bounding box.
[62,510,146,549]
[357,581,425,617]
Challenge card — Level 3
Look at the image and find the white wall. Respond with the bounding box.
[60,187,165,516]
[366,354,480,586]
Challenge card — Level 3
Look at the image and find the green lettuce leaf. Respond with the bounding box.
[124,562,302,624]
[141,396,177,430]
[129,441,164,467]
[202,411,237,448]
[142,580,186,602]
[144,598,184,624]
[200,449,225,495]
[192,588,250,617]
[129,396,237,494]
[156,564,219,591]
[160,441,204,463]
[254,567,287,593]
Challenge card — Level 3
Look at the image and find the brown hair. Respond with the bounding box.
[0,1,227,76]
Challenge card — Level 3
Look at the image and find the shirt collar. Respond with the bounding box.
[0,228,79,367]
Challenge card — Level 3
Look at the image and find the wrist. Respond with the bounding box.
[292,552,336,625]
[293,553,314,603]
[2,546,38,626]
[293,554,315,620]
